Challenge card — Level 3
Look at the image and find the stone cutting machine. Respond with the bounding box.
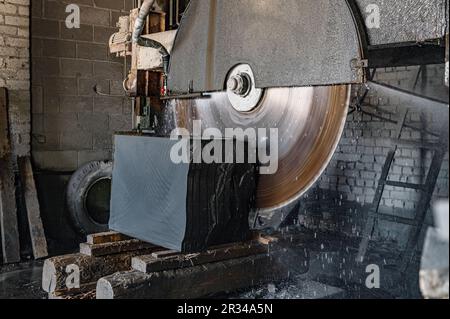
[109,0,449,215]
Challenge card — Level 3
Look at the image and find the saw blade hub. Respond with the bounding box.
[227,74,251,96]
[226,64,263,113]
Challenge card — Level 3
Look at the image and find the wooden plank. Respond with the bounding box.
[151,249,180,259]
[96,245,308,299]
[18,156,48,259]
[0,88,20,264]
[86,231,132,245]
[49,291,96,300]
[97,235,310,299]
[257,234,279,246]
[132,240,268,274]
[0,158,20,264]
[48,283,97,300]
[98,254,289,299]
[79,239,159,257]
[0,88,11,158]
[42,248,161,293]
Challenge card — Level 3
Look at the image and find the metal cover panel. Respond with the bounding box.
[109,135,189,251]
[356,0,448,45]
[168,0,364,93]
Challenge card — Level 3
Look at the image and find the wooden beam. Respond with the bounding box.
[256,233,279,246]
[0,88,11,158]
[132,240,268,273]
[97,236,309,299]
[42,248,161,293]
[151,249,179,259]
[18,156,48,259]
[80,239,158,257]
[48,283,96,300]
[0,159,20,264]
[97,254,290,299]
[0,88,20,264]
[86,231,132,245]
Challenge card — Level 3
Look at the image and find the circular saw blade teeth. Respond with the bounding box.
[163,85,350,212]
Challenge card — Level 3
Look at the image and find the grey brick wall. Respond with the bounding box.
[31,0,133,171]
[316,64,449,212]
[0,0,30,159]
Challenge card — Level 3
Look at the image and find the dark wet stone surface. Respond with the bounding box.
[0,262,46,299]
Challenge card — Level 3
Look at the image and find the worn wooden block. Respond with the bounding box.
[80,239,158,257]
[48,283,97,300]
[18,156,48,260]
[151,250,180,259]
[0,88,11,158]
[132,240,268,273]
[257,234,279,246]
[42,248,161,293]
[44,232,164,295]
[97,234,310,299]
[0,158,20,264]
[96,255,278,299]
[86,231,132,245]
[0,88,20,264]
[97,254,288,299]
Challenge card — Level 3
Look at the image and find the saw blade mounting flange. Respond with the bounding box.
[226,64,264,113]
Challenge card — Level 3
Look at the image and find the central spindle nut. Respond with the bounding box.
[227,73,251,96]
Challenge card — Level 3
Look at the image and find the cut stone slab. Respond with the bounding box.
[109,135,257,253]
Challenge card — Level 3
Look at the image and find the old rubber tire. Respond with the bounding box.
[66,161,113,235]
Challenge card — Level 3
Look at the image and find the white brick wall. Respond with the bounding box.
[318,65,449,210]
[0,0,30,158]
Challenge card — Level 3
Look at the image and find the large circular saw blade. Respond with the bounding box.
[165,85,350,212]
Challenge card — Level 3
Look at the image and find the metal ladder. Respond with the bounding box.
[356,106,449,273]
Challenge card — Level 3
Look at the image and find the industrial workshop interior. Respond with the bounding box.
[0,0,449,305]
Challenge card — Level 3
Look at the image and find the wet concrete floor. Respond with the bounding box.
[0,262,46,299]
[0,230,421,299]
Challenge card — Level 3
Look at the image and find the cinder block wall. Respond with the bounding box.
[31,0,132,171]
[0,0,30,158]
